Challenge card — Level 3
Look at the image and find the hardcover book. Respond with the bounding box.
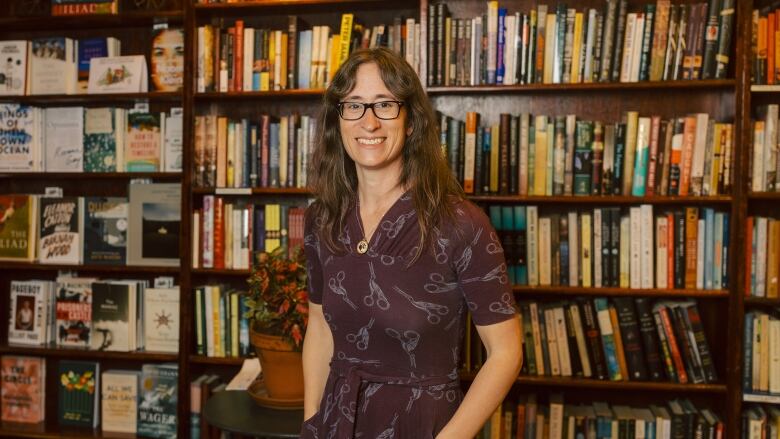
[0,41,28,96]
[101,370,140,434]
[91,281,136,352]
[0,356,46,423]
[150,28,184,92]
[143,287,180,353]
[38,196,82,264]
[83,107,125,172]
[77,37,120,93]
[58,360,99,427]
[52,0,118,15]
[29,37,76,95]
[44,106,84,172]
[55,276,97,348]
[125,112,161,171]
[0,195,37,261]
[87,55,148,94]
[138,364,178,438]
[0,104,42,172]
[127,183,180,267]
[8,280,50,346]
[82,196,127,265]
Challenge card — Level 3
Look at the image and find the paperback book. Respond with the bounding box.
[58,360,99,428]
[0,356,46,423]
[0,195,37,261]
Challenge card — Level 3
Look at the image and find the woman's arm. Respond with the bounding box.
[436,315,522,439]
[302,302,334,420]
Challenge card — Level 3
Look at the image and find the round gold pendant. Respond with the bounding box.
[356,239,369,254]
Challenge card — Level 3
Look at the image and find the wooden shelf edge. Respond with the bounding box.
[0,92,181,103]
[0,10,183,31]
[0,262,181,273]
[461,373,727,392]
[194,90,324,99]
[427,79,736,94]
[751,85,780,93]
[0,172,181,180]
[193,0,399,10]
[468,195,732,204]
[512,286,730,298]
[744,297,780,306]
[748,192,780,200]
[743,394,780,404]
[191,268,251,276]
[189,355,247,366]
[192,187,312,195]
[0,345,177,362]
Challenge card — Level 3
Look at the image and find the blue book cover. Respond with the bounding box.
[253,205,265,252]
[721,213,729,288]
[513,206,528,285]
[631,119,651,196]
[743,312,753,392]
[496,8,507,83]
[593,298,621,381]
[138,364,178,438]
[239,294,250,356]
[704,208,715,289]
[78,38,109,92]
[751,221,758,295]
[298,30,312,89]
[269,122,280,187]
[713,212,724,289]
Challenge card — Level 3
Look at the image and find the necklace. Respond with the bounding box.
[355,202,369,254]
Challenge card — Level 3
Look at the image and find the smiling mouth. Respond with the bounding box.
[357,137,386,145]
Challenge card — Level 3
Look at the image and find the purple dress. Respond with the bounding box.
[300,193,517,438]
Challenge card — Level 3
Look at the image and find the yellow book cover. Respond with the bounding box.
[338,14,354,68]
[534,115,548,195]
[327,35,341,84]
[622,111,639,195]
[570,12,584,83]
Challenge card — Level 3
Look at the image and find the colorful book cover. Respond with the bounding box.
[77,38,110,92]
[52,0,118,16]
[150,28,184,92]
[143,287,180,353]
[55,276,96,348]
[58,360,99,427]
[101,370,140,434]
[8,281,49,346]
[1,356,46,423]
[0,195,37,261]
[127,183,180,266]
[594,297,622,381]
[0,104,39,172]
[126,112,161,172]
[83,107,121,172]
[91,282,132,351]
[0,41,28,96]
[138,364,178,438]
[29,37,75,95]
[82,196,127,265]
[38,197,81,264]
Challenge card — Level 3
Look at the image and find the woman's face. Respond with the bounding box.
[338,62,410,176]
[151,29,184,92]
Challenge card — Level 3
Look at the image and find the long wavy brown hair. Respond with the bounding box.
[307,47,463,263]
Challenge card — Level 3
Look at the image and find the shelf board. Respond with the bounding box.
[193,0,404,12]
[0,10,183,31]
[512,286,730,298]
[0,345,177,362]
[751,85,780,93]
[192,268,251,276]
[744,296,780,307]
[0,262,180,274]
[468,195,732,204]
[0,92,182,105]
[748,192,780,200]
[427,79,736,95]
[461,373,727,392]
[194,90,324,100]
[192,187,311,195]
[743,394,780,404]
[189,355,247,366]
[0,424,125,439]
[0,172,181,180]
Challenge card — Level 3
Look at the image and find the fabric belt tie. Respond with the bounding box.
[329,358,456,438]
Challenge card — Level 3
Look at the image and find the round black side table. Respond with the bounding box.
[203,390,304,438]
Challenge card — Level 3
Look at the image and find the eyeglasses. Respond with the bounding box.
[336,100,404,121]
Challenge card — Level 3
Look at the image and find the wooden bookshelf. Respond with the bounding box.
[0,92,183,105]
[0,262,181,274]
[511,286,731,298]
[468,195,733,205]
[194,90,324,100]
[189,355,246,366]
[743,394,780,404]
[0,346,178,362]
[743,297,780,307]
[747,192,780,201]
[0,10,184,32]
[0,172,182,180]
[192,187,312,195]
[427,79,737,95]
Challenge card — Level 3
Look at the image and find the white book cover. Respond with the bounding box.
[101,370,140,434]
[0,41,28,96]
[8,280,50,346]
[629,207,641,289]
[486,1,498,84]
[656,216,669,288]
[143,287,179,353]
[298,30,312,89]
[569,304,592,377]
[163,107,182,172]
[553,306,572,377]
[243,27,253,92]
[756,217,768,297]
[38,196,83,265]
[526,206,539,286]
[629,13,645,82]
[640,204,654,288]
[769,318,780,394]
[542,306,558,376]
[568,211,579,286]
[753,122,766,192]
[29,37,76,95]
[0,104,42,171]
[619,13,636,83]
[593,209,603,288]
[44,107,84,172]
[765,105,778,191]
[87,55,147,94]
[690,113,710,195]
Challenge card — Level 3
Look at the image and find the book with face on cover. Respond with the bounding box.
[8,280,51,346]
[1,356,46,423]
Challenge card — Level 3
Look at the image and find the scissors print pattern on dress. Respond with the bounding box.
[392,286,449,324]
[346,317,375,350]
[364,262,390,310]
[328,271,358,310]
[385,328,420,368]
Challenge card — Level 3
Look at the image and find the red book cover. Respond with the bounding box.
[679,116,697,196]
[213,197,225,269]
[234,20,244,92]
[1,356,45,423]
[684,207,699,289]
[667,212,675,289]
[658,305,689,383]
[646,116,661,196]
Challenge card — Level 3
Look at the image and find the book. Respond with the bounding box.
[44,106,84,172]
[58,360,99,427]
[87,55,148,93]
[52,0,118,15]
[38,196,83,265]
[55,276,96,348]
[138,364,178,438]
[127,183,181,267]
[151,28,185,92]
[82,196,127,265]
[126,112,162,172]
[29,37,77,95]
[101,370,140,434]
[83,107,126,172]
[77,37,120,93]
[0,104,43,172]
[0,195,37,261]
[0,41,28,96]
[91,281,137,352]
[143,287,180,353]
[1,356,46,423]
[8,280,51,346]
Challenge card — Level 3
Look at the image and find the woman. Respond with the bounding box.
[302,47,522,438]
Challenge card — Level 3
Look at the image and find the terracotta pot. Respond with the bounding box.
[250,328,304,400]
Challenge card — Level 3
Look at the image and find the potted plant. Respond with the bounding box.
[245,245,309,404]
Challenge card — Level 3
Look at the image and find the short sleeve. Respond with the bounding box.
[303,208,324,304]
[450,201,518,326]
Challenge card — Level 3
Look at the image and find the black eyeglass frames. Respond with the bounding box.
[336,100,404,120]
